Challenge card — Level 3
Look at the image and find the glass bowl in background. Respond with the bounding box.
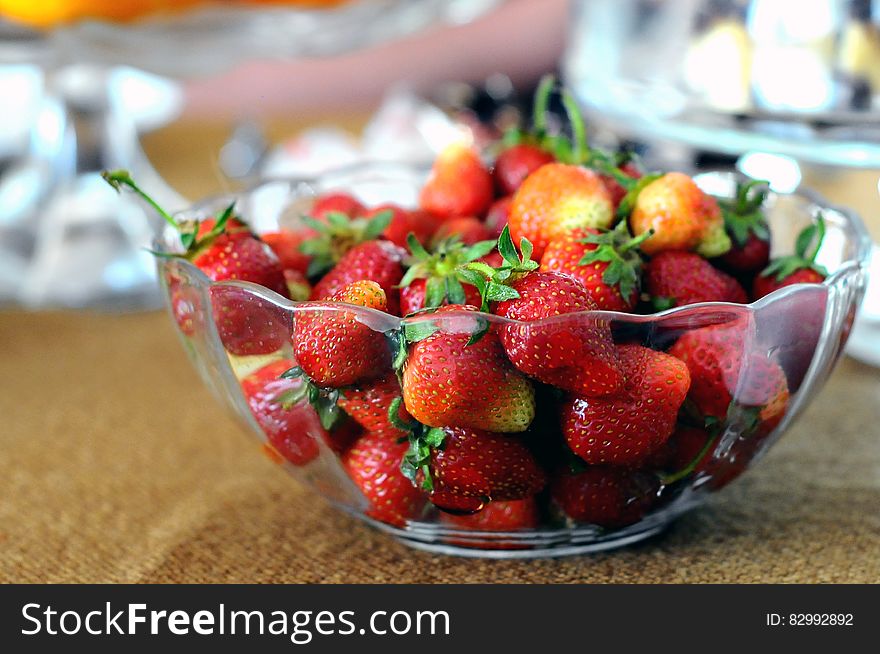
[156,163,871,557]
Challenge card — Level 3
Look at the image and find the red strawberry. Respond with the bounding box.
[668,321,790,431]
[541,222,649,311]
[294,280,391,387]
[551,466,659,528]
[645,250,748,309]
[418,426,546,511]
[494,143,555,195]
[658,425,763,490]
[402,305,535,433]
[752,215,828,299]
[562,344,690,466]
[716,180,771,274]
[211,285,290,356]
[343,432,425,527]
[261,229,312,275]
[375,204,438,248]
[337,372,411,439]
[508,163,614,260]
[485,195,512,238]
[310,240,405,315]
[419,144,493,220]
[630,172,730,257]
[241,360,322,466]
[311,192,365,221]
[431,217,492,247]
[299,206,395,278]
[441,498,539,548]
[397,235,495,316]
[487,253,623,396]
[400,279,483,316]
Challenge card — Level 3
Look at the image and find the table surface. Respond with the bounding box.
[2,119,879,583]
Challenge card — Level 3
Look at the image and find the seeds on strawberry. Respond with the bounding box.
[402,305,536,433]
[493,271,624,397]
[551,466,659,528]
[294,280,391,387]
[562,344,690,466]
[337,372,411,439]
[629,172,730,257]
[509,163,615,259]
[344,431,426,527]
[211,285,291,356]
[645,250,748,309]
[310,240,405,315]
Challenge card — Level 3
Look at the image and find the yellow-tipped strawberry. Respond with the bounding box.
[419,143,494,220]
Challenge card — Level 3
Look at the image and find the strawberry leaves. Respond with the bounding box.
[459,226,538,311]
[398,233,495,312]
[762,213,828,282]
[390,396,446,491]
[718,179,770,247]
[278,366,344,430]
[578,221,652,301]
[300,209,393,278]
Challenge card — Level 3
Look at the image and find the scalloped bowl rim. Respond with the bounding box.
[157,164,873,327]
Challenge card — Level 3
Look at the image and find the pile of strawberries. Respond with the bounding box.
[103,78,829,542]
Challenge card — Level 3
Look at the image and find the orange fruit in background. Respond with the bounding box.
[0,0,347,28]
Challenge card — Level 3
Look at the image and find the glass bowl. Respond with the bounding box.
[156,163,871,558]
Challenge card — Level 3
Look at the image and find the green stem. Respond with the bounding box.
[560,91,587,165]
[658,434,718,485]
[101,169,179,230]
[806,214,826,263]
[619,228,654,254]
[532,74,555,137]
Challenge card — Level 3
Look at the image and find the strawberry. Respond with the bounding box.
[377,204,439,248]
[470,232,623,397]
[645,250,748,309]
[562,344,690,466]
[337,372,411,439]
[401,305,536,433]
[629,172,731,257]
[431,217,492,247]
[211,285,291,356]
[311,192,365,221]
[343,431,425,527]
[441,498,539,548]
[540,222,650,311]
[403,426,546,512]
[752,214,828,300]
[419,143,493,220]
[492,75,557,196]
[240,360,322,466]
[310,240,405,315]
[668,321,790,431]
[397,235,495,315]
[261,229,312,275]
[298,207,393,278]
[494,144,555,195]
[551,466,659,528]
[716,180,771,274]
[658,424,764,490]
[294,280,391,388]
[508,163,614,260]
[485,195,512,238]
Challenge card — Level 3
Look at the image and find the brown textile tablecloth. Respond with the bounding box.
[1,310,879,583]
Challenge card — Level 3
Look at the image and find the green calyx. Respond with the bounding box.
[761,213,828,282]
[277,366,344,430]
[457,225,538,311]
[578,221,652,300]
[718,179,771,248]
[390,397,445,492]
[398,233,496,312]
[102,169,245,258]
[299,209,393,278]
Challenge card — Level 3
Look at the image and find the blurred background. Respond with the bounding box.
[0,0,878,362]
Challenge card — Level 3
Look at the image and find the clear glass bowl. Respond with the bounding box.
[156,163,871,558]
